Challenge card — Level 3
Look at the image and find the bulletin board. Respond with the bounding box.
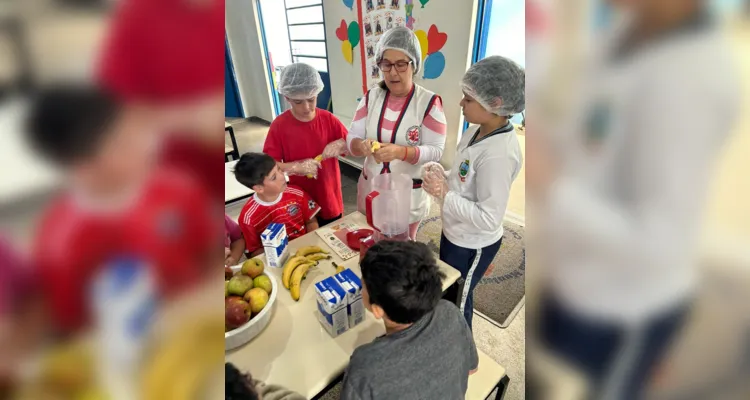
[324,0,479,169]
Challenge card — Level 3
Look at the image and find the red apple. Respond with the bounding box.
[225,299,250,330]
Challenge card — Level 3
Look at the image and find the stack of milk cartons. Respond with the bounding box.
[315,277,349,337]
[334,269,365,328]
[261,222,290,269]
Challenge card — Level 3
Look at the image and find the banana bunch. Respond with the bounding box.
[306,155,324,179]
[280,246,331,301]
[141,315,224,400]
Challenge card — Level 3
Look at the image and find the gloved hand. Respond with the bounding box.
[321,139,348,159]
[422,162,445,177]
[422,162,449,201]
[287,158,322,178]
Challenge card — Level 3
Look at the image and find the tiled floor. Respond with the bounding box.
[226,118,527,399]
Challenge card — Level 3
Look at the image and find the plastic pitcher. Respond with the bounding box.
[365,173,411,241]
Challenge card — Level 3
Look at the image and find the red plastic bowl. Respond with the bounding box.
[346,229,374,250]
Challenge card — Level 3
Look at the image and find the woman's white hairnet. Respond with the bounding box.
[461,56,525,116]
[375,27,421,75]
[278,63,324,100]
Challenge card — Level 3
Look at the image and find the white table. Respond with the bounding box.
[225,160,254,205]
[226,212,462,399]
[0,100,61,207]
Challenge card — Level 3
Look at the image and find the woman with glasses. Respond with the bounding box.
[347,27,447,240]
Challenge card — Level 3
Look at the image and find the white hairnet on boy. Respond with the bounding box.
[375,26,422,75]
[278,63,324,100]
[461,56,525,116]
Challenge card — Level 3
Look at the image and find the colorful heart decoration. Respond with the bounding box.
[343,0,354,10]
[423,51,445,79]
[348,21,361,49]
[335,20,348,42]
[427,25,447,55]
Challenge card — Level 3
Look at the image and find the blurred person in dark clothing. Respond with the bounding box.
[25,85,217,335]
[225,363,305,400]
[527,0,741,399]
[97,0,224,202]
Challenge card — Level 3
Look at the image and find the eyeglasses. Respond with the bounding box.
[377,60,413,72]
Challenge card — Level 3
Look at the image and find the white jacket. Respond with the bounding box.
[443,123,522,249]
[543,19,741,324]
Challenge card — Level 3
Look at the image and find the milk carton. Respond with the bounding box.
[315,276,349,337]
[334,269,365,328]
[261,223,289,269]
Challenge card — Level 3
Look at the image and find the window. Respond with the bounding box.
[284,0,329,72]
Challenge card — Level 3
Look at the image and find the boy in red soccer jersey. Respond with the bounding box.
[233,153,321,257]
[26,85,217,335]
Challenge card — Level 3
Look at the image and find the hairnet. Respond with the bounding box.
[461,56,525,116]
[277,63,324,100]
[375,27,421,75]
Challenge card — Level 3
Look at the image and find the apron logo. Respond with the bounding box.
[458,159,470,182]
[287,203,300,217]
[405,125,421,145]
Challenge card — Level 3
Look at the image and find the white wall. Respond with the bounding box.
[226,0,275,122]
[324,0,478,169]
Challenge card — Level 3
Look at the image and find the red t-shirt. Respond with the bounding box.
[263,109,347,220]
[33,170,217,334]
[238,185,321,254]
[97,0,224,202]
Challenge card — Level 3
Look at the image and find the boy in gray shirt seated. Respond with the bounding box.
[341,241,479,400]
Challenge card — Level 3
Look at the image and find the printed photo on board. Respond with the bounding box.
[364,16,373,36]
[386,12,394,30]
[374,15,383,35]
[390,0,401,10]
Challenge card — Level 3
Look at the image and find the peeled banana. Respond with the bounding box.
[306,155,324,178]
[281,256,309,289]
[295,246,328,258]
[305,253,331,262]
[333,261,346,274]
[371,142,381,152]
[289,262,315,301]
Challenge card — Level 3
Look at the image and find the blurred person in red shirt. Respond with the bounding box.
[263,63,349,227]
[233,153,321,257]
[25,85,217,335]
[97,0,224,202]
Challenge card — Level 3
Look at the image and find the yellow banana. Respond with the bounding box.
[289,262,315,301]
[305,253,331,262]
[295,246,328,258]
[371,142,381,152]
[167,339,223,400]
[141,316,223,400]
[306,155,324,178]
[281,256,309,289]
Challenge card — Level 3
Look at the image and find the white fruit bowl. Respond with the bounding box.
[225,264,278,351]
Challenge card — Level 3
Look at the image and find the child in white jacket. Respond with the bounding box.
[422,56,524,328]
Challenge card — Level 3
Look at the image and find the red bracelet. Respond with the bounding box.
[402,147,409,162]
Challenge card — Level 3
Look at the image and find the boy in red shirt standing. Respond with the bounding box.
[26,86,217,335]
[233,153,321,257]
[263,63,349,227]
